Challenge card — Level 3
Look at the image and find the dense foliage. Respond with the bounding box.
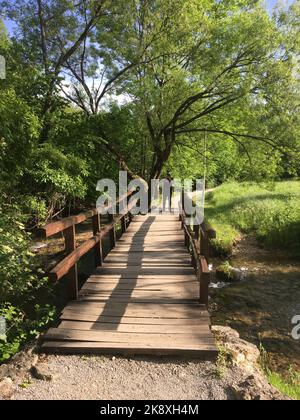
[0,0,299,360]
[0,200,55,361]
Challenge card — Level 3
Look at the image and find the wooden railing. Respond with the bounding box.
[39,191,136,300]
[179,192,216,305]
[40,187,216,306]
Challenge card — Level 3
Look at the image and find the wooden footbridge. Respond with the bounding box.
[40,192,218,358]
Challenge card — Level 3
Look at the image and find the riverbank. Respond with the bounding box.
[210,235,300,398]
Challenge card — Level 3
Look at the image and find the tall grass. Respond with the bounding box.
[205,180,300,256]
[267,370,300,400]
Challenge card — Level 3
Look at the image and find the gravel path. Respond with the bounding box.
[12,355,243,400]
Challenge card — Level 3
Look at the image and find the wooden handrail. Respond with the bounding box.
[47,206,139,283]
[40,191,136,300]
[179,197,213,306]
[49,234,102,282]
[39,190,133,238]
[39,209,98,238]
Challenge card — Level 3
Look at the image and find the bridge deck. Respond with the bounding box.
[42,214,217,358]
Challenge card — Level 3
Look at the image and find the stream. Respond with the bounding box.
[210,235,300,373]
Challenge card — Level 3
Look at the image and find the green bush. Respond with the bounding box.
[0,89,40,190]
[0,202,55,362]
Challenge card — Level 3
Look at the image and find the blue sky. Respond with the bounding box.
[2,1,296,35]
[266,0,295,11]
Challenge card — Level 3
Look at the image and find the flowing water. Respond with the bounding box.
[210,236,300,373]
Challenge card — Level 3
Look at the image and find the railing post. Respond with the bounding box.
[200,224,210,261]
[128,211,133,226]
[193,224,200,240]
[191,248,196,268]
[92,213,103,267]
[108,213,116,249]
[193,222,200,254]
[199,271,210,306]
[180,212,184,229]
[184,228,189,248]
[121,215,127,234]
[63,224,78,300]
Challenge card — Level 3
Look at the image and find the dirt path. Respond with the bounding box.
[9,353,283,400]
[210,235,300,372]
[11,356,229,400]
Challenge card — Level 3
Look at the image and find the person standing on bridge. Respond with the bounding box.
[162,171,174,213]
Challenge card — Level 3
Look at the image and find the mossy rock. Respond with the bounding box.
[216,262,242,283]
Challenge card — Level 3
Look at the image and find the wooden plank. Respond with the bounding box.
[78,297,198,304]
[128,227,182,231]
[117,241,185,246]
[79,295,198,303]
[125,227,182,233]
[86,275,197,283]
[121,232,183,238]
[80,291,199,304]
[83,288,197,295]
[64,301,202,309]
[105,253,190,259]
[119,235,183,241]
[100,263,193,268]
[127,221,181,225]
[92,272,195,278]
[60,313,209,325]
[60,308,204,320]
[79,288,198,298]
[109,250,188,255]
[61,305,205,319]
[81,282,198,291]
[103,257,192,263]
[41,341,218,358]
[44,328,215,345]
[112,247,187,252]
[131,217,179,220]
[58,321,210,334]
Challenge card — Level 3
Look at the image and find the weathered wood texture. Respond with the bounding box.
[42,214,217,358]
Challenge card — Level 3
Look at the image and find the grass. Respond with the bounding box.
[259,342,300,400]
[267,370,300,400]
[205,180,300,256]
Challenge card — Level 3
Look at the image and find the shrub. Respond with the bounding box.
[0,202,55,362]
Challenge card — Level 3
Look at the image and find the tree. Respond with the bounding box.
[0,18,7,48]
[97,0,300,182]
[1,0,108,142]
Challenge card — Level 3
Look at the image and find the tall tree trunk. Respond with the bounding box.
[149,130,174,181]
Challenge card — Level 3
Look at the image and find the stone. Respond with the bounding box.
[30,242,48,253]
[229,375,289,401]
[213,326,290,400]
[212,326,260,373]
[0,345,38,382]
[30,364,53,381]
[212,325,240,340]
[29,355,39,369]
[216,264,243,283]
[0,377,14,399]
